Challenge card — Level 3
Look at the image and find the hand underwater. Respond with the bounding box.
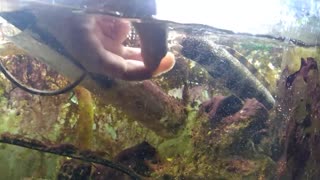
[35,8,175,81]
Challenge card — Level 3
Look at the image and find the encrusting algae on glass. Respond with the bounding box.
[0,0,319,179]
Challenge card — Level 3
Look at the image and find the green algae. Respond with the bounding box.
[74,86,94,149]
[241,42,274,52]
[158,108,198,158]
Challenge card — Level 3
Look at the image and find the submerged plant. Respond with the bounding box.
[274,57,320,179]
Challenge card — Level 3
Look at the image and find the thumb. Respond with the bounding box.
[133,22,175,74]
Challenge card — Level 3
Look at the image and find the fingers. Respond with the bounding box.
[95,44,175,81]
[84,30,149,80]
[96,16,131,44]
[97,50,174,81]
[120,52,175,80]
[95,17,176,79]
[122,47,142,60]
[119,60,154,80]
[113,52,175,81]
[70,16,175,81]
[94,16,129,56]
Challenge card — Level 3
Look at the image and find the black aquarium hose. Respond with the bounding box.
[0,10,90,96]
[0,59,87,96]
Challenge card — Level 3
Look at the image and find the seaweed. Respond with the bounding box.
[273,57,320,179]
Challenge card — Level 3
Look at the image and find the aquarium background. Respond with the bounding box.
[0,0,319,179]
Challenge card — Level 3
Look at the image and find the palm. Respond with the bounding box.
[38,8,175,80]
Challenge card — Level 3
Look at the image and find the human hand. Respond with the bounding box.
[35,8,175,81]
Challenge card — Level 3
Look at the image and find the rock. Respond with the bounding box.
[57,159,92,180]
[200,95,269,151]
[92,141,161,180]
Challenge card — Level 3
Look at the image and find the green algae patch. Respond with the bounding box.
[158,109,198,158]
[74,86,94,149]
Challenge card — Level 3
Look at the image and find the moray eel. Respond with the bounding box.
[181,37,275,110]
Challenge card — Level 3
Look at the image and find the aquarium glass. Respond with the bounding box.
[0,0,319,179]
